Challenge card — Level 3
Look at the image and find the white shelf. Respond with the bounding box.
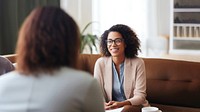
[170,0,200,54]
[174,23,200,26]
[173,37,200,41]
[174,8,200,12]
[170,49,200,55]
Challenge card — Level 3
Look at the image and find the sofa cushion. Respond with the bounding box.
[144,58,200,108]
[78,54,101,74]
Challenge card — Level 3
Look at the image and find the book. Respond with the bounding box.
[105,107,124,112]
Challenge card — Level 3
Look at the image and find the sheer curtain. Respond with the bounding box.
[92,0,149,56]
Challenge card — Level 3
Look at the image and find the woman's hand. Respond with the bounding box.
[105,100,131,110]
[105,101,122,110]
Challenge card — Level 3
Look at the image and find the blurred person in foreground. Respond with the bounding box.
[0,56,14,75]
[94,24,149,111]
[0,6,104,112]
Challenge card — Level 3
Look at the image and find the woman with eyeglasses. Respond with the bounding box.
[94,24,149,111]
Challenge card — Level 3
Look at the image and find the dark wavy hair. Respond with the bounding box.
[16,6,80,75]
[100,24,141,58]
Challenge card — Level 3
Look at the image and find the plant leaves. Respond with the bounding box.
[80,22,99,53]
[81,22,93,34]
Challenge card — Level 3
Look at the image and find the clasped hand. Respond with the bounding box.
[105,101,123,110]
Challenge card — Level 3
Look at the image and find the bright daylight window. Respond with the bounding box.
[92,0,148,56]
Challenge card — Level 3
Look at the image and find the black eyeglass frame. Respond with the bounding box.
[106,38,124,46]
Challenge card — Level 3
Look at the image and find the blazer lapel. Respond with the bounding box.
[124,58,132,99]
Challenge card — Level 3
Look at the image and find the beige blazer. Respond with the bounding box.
[94,56,149,106]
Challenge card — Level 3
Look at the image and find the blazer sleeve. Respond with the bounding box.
[127,59,147,106]
[94,58,103,85]
[94,58,108,102]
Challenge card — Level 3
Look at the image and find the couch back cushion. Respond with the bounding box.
[78,54,101,74]
[144,58,200,108]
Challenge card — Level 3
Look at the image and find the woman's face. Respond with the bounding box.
[107,31,126,58]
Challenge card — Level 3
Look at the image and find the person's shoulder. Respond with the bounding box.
[127,57,144,65]
[0,56,6,60]
[134,57,144,62]
[127,57,143,61]
[96,56,111,64]
[0,71,20,83]
[0,56,11,64]
[97,56,109,61]
[0,56,14,68]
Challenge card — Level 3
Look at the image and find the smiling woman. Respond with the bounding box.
[94,24,149,111]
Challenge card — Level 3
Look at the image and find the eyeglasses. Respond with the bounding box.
[106,38,124,46]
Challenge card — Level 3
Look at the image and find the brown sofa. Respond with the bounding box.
[4,54,200,112]
[78,54,200,112]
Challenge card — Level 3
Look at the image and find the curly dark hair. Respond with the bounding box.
[16,6,80,75]
[100,24,141,58]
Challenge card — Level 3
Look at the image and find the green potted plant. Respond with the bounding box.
[80,22,99,54]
